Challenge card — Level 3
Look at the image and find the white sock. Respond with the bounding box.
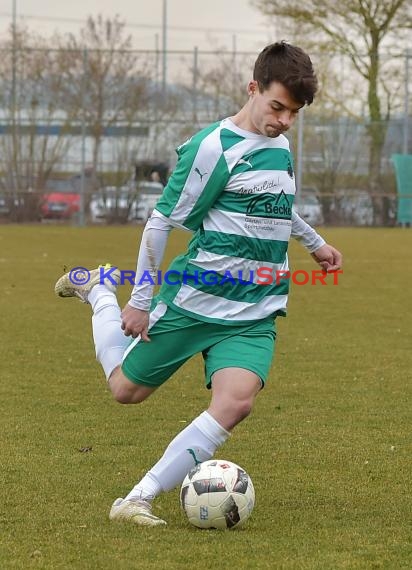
[89,285,130,379]
[124,411,230,502]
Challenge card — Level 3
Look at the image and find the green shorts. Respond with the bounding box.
[122,298,276,389]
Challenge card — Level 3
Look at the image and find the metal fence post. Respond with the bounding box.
[232,34,237,103]
[192,46,198,126]
[79,48,88,227]
[162,0,167,101]
[296,107,305,195]
[403,49,410,155]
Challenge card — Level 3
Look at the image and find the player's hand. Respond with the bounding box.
[311,244,342,272]
[121,304,150,341]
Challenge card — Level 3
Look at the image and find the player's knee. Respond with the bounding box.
[108,378,145,404]
[111,386,147,404]
[108,369,151,404]
[233,399,254,423]
[110,383,132,403]
[112,389,135,404]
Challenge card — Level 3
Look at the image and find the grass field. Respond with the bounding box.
[1,224,411,570]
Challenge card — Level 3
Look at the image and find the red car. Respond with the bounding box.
[41,178,81,220]
[41,174,98,220]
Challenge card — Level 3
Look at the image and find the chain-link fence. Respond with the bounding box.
[0,46,411,225]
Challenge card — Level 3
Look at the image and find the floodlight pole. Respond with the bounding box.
[296,107,304,195]
[162,0,167,101]
[11,0,17,189]
[11,0,17,112]
[154,33,160,158]
[192,46,198,125]
[79,48,88,227]
[403,49,410,155]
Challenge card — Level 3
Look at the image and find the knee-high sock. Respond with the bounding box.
[125,411,230,501]
[89,285,130,379]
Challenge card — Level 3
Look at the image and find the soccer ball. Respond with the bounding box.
[180,459,255,529]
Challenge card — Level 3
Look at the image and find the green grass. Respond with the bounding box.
[0,225,411,569]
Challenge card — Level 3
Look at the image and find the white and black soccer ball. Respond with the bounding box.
[180,459,255,529]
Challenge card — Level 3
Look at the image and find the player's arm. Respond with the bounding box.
[122,128,230,339]
[291,209,342,272]
[121,138,200,340]
[121,212,173,340]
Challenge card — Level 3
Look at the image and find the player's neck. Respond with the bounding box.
[230,103,258,135]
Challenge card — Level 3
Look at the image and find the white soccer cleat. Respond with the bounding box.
[109,498,167,527]
[54,263,121,303]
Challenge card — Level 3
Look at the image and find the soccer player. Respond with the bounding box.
[55,41,342,526]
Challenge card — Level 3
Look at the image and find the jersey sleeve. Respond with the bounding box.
[128,211,173,310]
[154,124,231,231]
[291,209,325,252]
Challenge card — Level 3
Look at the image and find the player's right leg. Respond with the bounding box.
[55,266,172,525]
[55,270,217,526]
[107,366,155,403]
[54,265,154,404]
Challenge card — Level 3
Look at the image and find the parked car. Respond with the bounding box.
[89,186,134,223]
[40,178,80,220]
[333,190,373,226]
[90,181,164,224]
[294,187,324,225]
[0,176,40,221]
[41,173,98,220]
[130,181,164,222]
[0,193,10,216]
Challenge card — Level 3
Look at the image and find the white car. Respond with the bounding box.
[89,186,132,223]
[90,181,164,223]
[333,190,373,226]
[294,188,324,225]
[130,181,164,222]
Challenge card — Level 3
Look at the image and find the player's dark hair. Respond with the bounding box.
[253,41,318,106]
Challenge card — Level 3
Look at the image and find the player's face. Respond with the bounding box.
[247,81,302,138]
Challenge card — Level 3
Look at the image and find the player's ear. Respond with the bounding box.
[247,81,258,97]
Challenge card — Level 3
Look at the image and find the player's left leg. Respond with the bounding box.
[109,406,231,526]
[207,368,262,431]
[111,368,261,526]
[113,319,275,526]
[118,324,270,499]
[204,315,275,432]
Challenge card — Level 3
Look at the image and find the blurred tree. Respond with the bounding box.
[252,0,412,223]
[59,15,153,179]
[188,48,253,126]
[0,26,77,220]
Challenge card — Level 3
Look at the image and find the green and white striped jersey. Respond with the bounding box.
[154,118,297,325]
